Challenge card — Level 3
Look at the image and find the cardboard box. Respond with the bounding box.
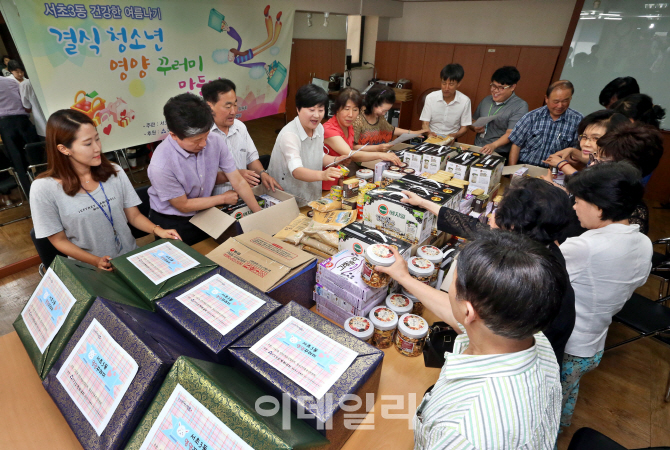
[402,145,427,172]
[362,189,436,244]
[467,154,505,194]
[111,239,218,306]
[206,229,317,308]
[445,151,483,181]
[419,144,460,174]
[43,298,208,450]
[125,356,329,450]
[315,250,387,309]
[219,195,265,220]
[155,267,282,364]
[190,185,300,242]
[338,222,412,260]
[229,301,384,450]
[14,256,152,380]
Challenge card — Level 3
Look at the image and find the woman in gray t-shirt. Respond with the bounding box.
[30,109,180,271]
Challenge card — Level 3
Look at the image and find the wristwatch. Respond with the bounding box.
[259,170,268,177]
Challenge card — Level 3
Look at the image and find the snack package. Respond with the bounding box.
[301,245,334,259]
[308,210,357,231]
[309,197,342,212]
[273,214,312,245]
[304,230,339,248]
[299,236,338,256]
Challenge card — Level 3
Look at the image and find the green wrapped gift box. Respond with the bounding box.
[13,256,152,380]
[111,239,217,306]
[125,356,330,450]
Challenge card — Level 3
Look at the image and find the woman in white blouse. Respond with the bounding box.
[267,84,344,206]
[559,161,652,430]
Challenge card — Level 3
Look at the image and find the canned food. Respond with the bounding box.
[343,177,360,199]
[337,165,350,177]
[330,185,343,200]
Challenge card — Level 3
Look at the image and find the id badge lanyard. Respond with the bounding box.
[84,182,122,254]
[484,103,505,136]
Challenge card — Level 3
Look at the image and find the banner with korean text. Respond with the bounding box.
[4,0,294,151]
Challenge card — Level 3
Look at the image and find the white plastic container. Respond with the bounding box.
[361,244,396,288]
[381,169,405,188]
[356,168,374,181]
[394,313,429,357]
[385,293,414,316]
[408,256,435,285]
[402,287,424,316]
[344,316,375,342]
[368,306,398,348]
[417,245,444,285]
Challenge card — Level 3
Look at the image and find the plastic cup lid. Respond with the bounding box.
[417,245,444,263]
[365,244,396,266]
[398,313,429,339]
[369,306,398,330]
[408,257,435,276]
[345,316,374,339]
[385,293,413,314]
[388,166,401,171]
[357,169,373,177]
[402,168,415,174]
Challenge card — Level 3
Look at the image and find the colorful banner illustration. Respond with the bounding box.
[175,274,266,336]
[127,242,199,285]
[21,267,77,354]
[139,383,254,450]
[249,317,358,399]
[9,1,295,152]
[56,318,138,436]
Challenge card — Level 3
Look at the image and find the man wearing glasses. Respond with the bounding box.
[202,79,283,194]
[469,66,528,157]
[509,80,583,167]
[420,63,472,141]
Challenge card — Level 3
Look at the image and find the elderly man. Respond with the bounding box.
[201,78,282,194]
[469,66,528,156]
[509,80,583,167]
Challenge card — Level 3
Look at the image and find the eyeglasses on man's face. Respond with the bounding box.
[579,134,602,144]
[490,83,511,92]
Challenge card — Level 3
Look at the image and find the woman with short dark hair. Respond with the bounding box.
[558,161,652,431]
[396,176,576,364]
[352,84,425,152]
[321,88,401,190]
[612,93,666,129]
[267,84,343,206]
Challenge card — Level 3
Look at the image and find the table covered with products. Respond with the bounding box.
[1,139,534,450]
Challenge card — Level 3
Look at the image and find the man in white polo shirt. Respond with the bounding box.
[202,78,283,194]
[420,63,472,141]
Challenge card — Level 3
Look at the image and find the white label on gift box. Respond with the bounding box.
[21,267,77,354]
[250,316,358,399]
[175,274,266,336]
[127,242,199,285]
[139,383,253,450]
[56,318,138,435]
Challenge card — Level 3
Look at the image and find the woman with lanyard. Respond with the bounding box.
[30,109,180,271]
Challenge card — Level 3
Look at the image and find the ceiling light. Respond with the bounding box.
[650,23,656,28]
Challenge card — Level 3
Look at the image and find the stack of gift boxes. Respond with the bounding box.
[14,238,383,450]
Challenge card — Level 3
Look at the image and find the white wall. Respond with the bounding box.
[386,0,576,46]
[293,12,348,39]
[291,0,403,17]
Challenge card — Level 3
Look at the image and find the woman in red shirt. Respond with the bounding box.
[322,88,401,190]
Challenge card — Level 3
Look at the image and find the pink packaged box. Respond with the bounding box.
[315,283,385,315]
[315,297,352,324]
[316,251,386,308]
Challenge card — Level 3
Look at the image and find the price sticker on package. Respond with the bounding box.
[139,383,253,450]
[56,319,138,435]
[21,267,77,353]
[250,317,358,399]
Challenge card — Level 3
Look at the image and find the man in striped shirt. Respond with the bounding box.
[508,80,583,167]
[378,231,567,449]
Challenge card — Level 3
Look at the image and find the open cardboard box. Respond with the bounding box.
[205,229,317,308]
[502,164,549,178]
[189,185,300,243]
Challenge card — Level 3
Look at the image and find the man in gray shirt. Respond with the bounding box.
[470,66,528,157]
